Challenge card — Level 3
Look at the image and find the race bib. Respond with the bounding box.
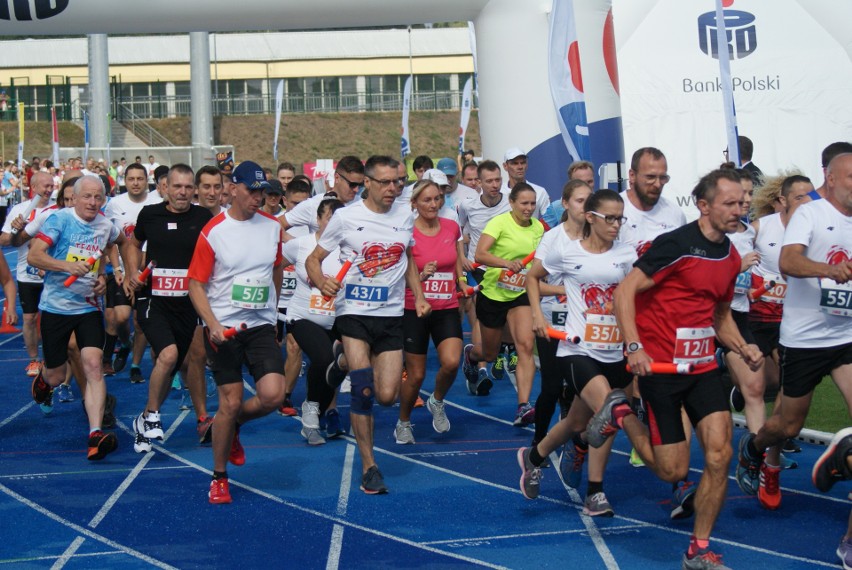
[582,313,622,351]
[151,268,189,297]
[422,271,454,300]
[673,327,715,364]
[819,278,852,317]
[734,271,751,296]
[757,273,787,304]
[280,266,297,297]
[551,302,570,327]
[344,275,389,309]
[497,268,526,292]
[25,265,40,278]
[65,246,99,274]
[308,291,336,316]
[231,276,270,309]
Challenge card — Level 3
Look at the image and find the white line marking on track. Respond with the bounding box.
[0,465,192,480]
[0,401,34,432]
[0,549,122,564]
[50,536,85,570]
[421,524,647,545]
[326,444,356,570]
[0,333,22,347]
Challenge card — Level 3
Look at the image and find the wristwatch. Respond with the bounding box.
[626,341,644,354]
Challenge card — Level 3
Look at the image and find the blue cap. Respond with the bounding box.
[232,160,271,190]
[436,157,458,176]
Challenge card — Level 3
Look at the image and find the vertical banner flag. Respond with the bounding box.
[467,21,479,96]
[548,0,589,162]
[458,78,473,155]
[273,79,284,162]
[17,102,24,171]
[400,75,412,160]
[714,0,740,165]
[83,110,90,163]
[51,107,60,165]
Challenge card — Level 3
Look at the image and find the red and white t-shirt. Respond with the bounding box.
[618,192,686,257]
[543,238,637,362]
[750,213,787,322]
[780,200,852,347]
[405,218,461,312]
[188,210,284,329]
[318,200,414,317]
[281,233,342,330]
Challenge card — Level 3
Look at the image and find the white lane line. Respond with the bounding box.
[0,549,122,564]
[0,483,179,569]
[421,524,647,545]
[0,333,23,347]
[50,537,85,570]
[326,444,356,570]
[0,465,192,480]
[0,401,34,432]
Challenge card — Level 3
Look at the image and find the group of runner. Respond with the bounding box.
[7,140,852,570]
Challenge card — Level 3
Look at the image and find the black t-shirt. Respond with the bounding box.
[133,203,212,311]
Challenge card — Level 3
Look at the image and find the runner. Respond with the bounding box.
[122,164,212,453]
[737,152,852,512]
[395,180,464,444]
[306,155,430,494]
[188,160,287,504]
[28,175,125,460]
[520,189,636,516]
[462,182,544,425]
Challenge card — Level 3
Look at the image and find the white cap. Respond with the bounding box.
[422,168,449,186]
[503,147,527,162]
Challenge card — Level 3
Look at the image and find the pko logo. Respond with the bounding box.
[0,0,69,21]
[697,10,757,60]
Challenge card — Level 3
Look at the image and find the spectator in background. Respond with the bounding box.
[277,162,296,189]
[737,135,763,185]
[460,161,480,192]
[541,160,596,228]
[462,149,476,165]
[145,155,160,190]
[1,162,20,229]
[412,156,434,181]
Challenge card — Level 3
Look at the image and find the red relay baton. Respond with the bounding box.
[223,323,248,339]
[137,260,157,283]
[63,250,103,287]
[506,250,536,277]
[325,251,358,300]
[546,327,581,344]
[627,362,694,375]
[748,280,776,302]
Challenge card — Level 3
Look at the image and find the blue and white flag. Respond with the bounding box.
[83,110,90,163]
[458,78,473,155]
[273,79,284,162]
[400,75,412,159]
[548,0,589,162]
[714,0,740,165]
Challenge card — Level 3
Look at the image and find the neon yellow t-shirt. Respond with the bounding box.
[479,212,544,302]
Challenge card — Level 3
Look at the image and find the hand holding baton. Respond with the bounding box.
[325,251,358,300]
[456,283,480,298]
[137,260,157,284]
[546,327,581,344]
[506,250,536,277]
[63,250,103,287]
[223,322,248,339]
[627,362,694,375]
[10,201,38,235]
[748,280,776,301]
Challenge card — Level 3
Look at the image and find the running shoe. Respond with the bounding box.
[102,393,117,429]
[629,448,646,468]
[682,548,731,570]
[178,389,192,411]
[837,537,852,570]
[516,447,541,499]
[414,396,425,408]
[360,465,388,495]
[507,349,518,375]
[301,400,321,430]
[208,478,232,504]
[490,352,507,380]
[758,463,781,510]
[39,390,54,415]
[112,345,131,373]
[426,395,450,433]
[467,367,493,397]
[134,432,152,453]
[513,403,535,427]
[324,409,345,439]
[813,426,852,493]
[783,438,802,454]
[205,367,217,397]
[671,480,697,520]
[171,372,183,390]
[136,410,164,440]
[31,371,52,404]
[779,452,798,470]
[736,432,762,495]
[583,492,614,517]
[197,416,214,444]
[129,366,145,384]
[394,420,415,444]
[326,341,348,388]
[25,359,41,377]
[278,397,298,417]
[56,383,74,403]
[462,344,478,385]
[102,361,116,377]
[229,428,246,466]
[87,430,118,461]
[301,426,327,446]
[586,389,628,448]
[729,386,745,413]
[560,440,588,489]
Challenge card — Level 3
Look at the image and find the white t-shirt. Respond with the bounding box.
[317,200,414,318]
[501,180,551,221]
[281,233,343,329]
[618,191,687,256]
[535,225,574,328]
[751,213,787,307]
[2,199,51,283]
[542,239,637,361]
[104,191,163,240]
[780,200,852,347]
[284,193,359,233]
[278,224,309,309]
[729,223,756,313]
[444,183,479,212]
[457,194,511,262]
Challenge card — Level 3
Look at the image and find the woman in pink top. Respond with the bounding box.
[395,180,465,445]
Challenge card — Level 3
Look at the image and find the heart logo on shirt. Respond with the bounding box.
[635,241,652,257]
[582,284,616,314]
[358,242,405,278]
[827,246,851,266]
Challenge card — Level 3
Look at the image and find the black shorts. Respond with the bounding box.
[748,319,780,357]
[105,274,132,308]
[336,314,403,354]
[403,308,463,355]
[560,354,632,395]
[779,343,852,399]
[18,282,43,314]
[137,298,198,372]
[475,291,530,330]
[41,310,105,369]
[471,267,486,285]
[204,323,285,386]
[722,310,756,354]
[639,369,729,446]
[277,308,287,343]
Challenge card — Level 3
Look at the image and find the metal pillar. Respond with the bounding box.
[190,32,215,168]
[87,34,110,154]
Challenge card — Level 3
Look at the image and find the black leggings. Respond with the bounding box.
[533,336,570,442]
[288,319,337,414]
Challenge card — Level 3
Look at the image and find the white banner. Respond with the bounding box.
[458,78,473,155]
[548,0,588,162]
[51,107,60,165]
[400,75,412,159]
[17,103,24,171]
[468,21,478,96]
[273,80,284,162]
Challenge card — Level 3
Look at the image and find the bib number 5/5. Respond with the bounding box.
[231,276,270,309]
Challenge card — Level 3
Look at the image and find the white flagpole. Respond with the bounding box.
[714,0,740,165]
[273,80,284,162]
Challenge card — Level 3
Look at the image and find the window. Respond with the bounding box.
[174,81,191,97]
[340,76,357,94]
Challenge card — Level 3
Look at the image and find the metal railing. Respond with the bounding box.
[113,103,175,147]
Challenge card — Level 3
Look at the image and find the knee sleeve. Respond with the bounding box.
[349,367,375,416]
